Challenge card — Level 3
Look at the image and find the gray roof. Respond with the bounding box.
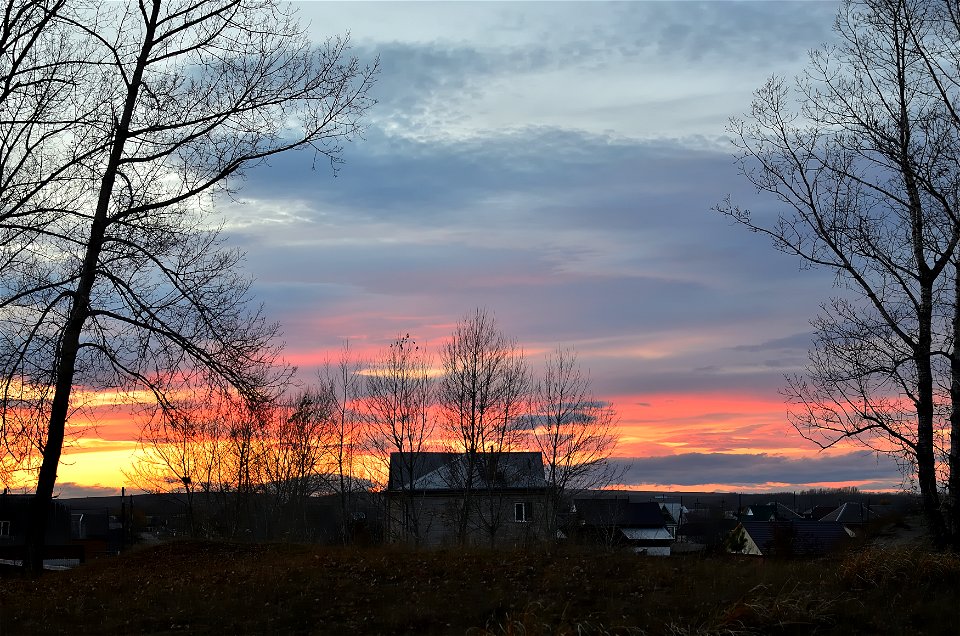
[621,527,673,541]
[574,498,667,528]
[740,520,852,557]
[742,502,803,521]
[819,502,877,524]
[387,451,546,492]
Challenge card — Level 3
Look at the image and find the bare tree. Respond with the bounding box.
[259,388,336,539]
[437,308,529,545]
[129,391,221,536]
[365,334,434,545]
[0,0,91,496]
[530,347,620,535]
[903,0,960,547]
[322,342,365,543]
[718,0,960,544]
[0,0,376,570]
[126,377,267,537]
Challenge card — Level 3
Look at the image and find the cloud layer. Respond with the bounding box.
[59,2,899,493]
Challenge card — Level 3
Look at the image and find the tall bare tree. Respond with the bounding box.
[530,347,620,534]
[365,334,434,545]
[438,308,528,545]
[0,0,90,494]
[719,0,960,544]
[0,0,376,569]
[902,0,960,546]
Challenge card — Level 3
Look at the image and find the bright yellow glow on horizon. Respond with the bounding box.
[58,439,139,490]
[4,379,897,494]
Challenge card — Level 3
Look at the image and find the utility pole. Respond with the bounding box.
[121,487,126,553]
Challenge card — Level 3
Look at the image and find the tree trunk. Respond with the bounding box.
[25,0,159,573]
[916,281,946,546]
[949,260,960,547]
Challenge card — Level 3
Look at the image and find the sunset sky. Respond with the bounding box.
[55,0,906,497]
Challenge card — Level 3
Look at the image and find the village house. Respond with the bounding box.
[385,451,550,547]
[740,502,803,522]
[570,496,673,555]
[730,519,853,557]
[0,492,81,567]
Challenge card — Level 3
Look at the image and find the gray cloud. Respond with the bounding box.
[230,125,834,396]
[223,3,847,430]
[295,2,839,142]
[613,451,904,490]
[732,332,815,353]
[55,482,124,498]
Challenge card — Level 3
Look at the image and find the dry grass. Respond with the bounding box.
[0,541,958,635]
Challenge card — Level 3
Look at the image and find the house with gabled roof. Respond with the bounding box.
[740,502,803,522]
[385,451,550,547]
[572,496,673,555]
[731,520,853,557]
[819,501,896,537]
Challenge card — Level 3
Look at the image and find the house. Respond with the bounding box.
[676,509,740,552]
[731,520,853,557]
[572,497,673,555]
[819,501,892,537]
[0,493,82,566]
[740,502,803,522]
[385,451,550,547]
[659,502,687,538]
[802,505,838,520]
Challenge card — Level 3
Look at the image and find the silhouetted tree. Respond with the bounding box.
[365,334,434,545]
[127,378,271,537]
[0,0,376,570]
[530,347,620,535]
[260,388,337,538]
[438,308,528,545]
[0,0,89,496]
[719,0,960,544]
[322,342,365,543]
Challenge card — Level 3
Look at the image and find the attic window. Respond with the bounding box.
[514,502,529,523]
[0,520,9,537]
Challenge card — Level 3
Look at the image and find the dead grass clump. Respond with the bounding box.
[838,546,960,589]
[469,601,647,636]
[691,580,841,636]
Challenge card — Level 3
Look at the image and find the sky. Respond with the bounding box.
[54,0,907,497]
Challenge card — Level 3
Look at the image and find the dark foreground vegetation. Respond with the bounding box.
[1,540,959,635]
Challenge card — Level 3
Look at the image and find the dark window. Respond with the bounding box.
[514,502,528,522]
[0,520,9,537]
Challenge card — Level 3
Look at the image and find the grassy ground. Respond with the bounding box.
[1,540,958,635]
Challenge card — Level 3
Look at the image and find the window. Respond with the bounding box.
[514,502,529,523]
[0,520,9,538]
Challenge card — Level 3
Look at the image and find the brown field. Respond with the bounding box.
[1,540,958,635]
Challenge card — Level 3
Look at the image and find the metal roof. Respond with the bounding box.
[387,452,546,492]
[621,527,673,541]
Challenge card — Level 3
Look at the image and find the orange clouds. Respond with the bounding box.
[613,392,810,457]
[36,376,891,493]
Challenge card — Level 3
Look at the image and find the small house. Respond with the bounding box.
[572,497,673,555]
[731,520,853,557]
[385,451,550,547]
